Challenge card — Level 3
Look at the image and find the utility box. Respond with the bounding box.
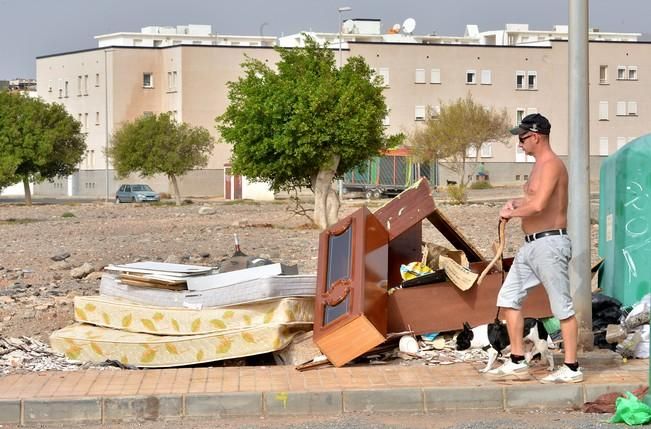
[598,133,651,306]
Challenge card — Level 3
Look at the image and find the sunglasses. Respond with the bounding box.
[519,133,535,143]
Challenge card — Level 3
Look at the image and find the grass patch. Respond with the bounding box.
[220,199,261,206]
[0,218,43,225]
[61,212,76,218]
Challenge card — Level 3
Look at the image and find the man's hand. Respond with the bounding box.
[499,200,516,220]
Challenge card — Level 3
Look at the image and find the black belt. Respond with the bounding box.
[524,228,567,243]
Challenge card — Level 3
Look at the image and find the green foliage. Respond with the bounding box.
[216,36,401,193]
[61,212,76,218]
[410,95,510,188]
[446,184,468,205]
[469,180,493,190]
[108,112,214,179]
[0,92,86,192]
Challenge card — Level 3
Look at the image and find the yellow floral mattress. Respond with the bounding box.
[72,295,314,335]
[50,323,312,368]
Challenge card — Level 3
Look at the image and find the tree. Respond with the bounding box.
[0,92,86,205]
[216,36,401,229]
[410,95,511,200]
[108,113,215,205]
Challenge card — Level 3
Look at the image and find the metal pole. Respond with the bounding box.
[104,49,110,203]
[336,7,351,200]
[568,0,593,350]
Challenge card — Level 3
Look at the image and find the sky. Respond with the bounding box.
[2,0,650,79]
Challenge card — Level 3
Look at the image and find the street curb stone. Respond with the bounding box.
[23,397,102,424]
[263,391,342,415]
[424,386,504,410]
[103,395,183,422]
[185,392,262,417]
[584,383,647,402]
[0,400,20,424]
[505,384,583,409]
[343,388,423,413]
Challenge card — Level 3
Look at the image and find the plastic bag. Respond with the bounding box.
[609,391,651,425]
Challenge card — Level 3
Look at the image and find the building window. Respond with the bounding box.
[430,68,441,84]
[378,68,390,87]
[167,71,177,90]
[466,70,476,84]
[415,105,426,121]
[466,146,477,158]
[516,108,525,124]
[616,101,627,116]
[628,66,638,80]
[526,107,538,115]
[84,75,88,95]
[64,81,69,97]
[153,39,163,47]
[617,66,626,80]
[527,71,537,90]
[382,115,390,127]
[480,142,493,158]
[143,73,154,88]
[414,68,426,84]
[627,101,638,116]
[48,80,52,92]
[77,76,82,96]
[95,112,100,125]
[599,101,609,121]
[429,105,441,119]
[143,111,154,117]
[599,65,608,84]
[617,101,638,116]
[84,113,88,131]
[599,137,609,156]
[480,70,492,85]
[515,71,525,89]
[95,73,100,87]
[617,137,626,150]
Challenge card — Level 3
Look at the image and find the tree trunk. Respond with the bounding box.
[169,174,182,206]
[22,177,32,206]
[312,154,340,230]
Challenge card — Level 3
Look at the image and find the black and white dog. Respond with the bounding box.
[455,318,554,373]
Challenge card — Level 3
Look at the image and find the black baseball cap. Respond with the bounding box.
[509,113,551,135]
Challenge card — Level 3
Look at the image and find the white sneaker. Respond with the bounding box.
[540,365,584,384]
[485,360,530,380]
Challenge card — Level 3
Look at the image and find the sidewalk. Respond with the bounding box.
[0,351,646,425]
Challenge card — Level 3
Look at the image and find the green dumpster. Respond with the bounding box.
[598,134,651,307]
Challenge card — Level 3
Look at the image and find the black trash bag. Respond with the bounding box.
[592,293,624,349]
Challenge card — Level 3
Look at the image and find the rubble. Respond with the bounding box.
[0,336,117,374]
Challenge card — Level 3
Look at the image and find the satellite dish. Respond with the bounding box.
[342,19,355,34]
[402,17,416,34]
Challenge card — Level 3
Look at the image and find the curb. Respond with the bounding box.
[1,382,645,425]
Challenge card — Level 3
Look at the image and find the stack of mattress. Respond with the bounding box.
[50,263,317,368]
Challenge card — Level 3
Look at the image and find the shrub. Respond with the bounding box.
[61,212,76,218]
[469,181,493,190]
[446,184,467,204]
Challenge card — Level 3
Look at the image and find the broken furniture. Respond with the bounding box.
[313,178,553,367]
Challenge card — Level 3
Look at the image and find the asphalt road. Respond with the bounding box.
[12,410,614,429]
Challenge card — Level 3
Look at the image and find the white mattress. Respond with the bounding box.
[99,272,316,309]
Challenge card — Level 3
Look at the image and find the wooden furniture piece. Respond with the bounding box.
[313,178,553,366]
[313,206,389,367]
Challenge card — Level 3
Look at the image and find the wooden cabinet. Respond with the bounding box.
[313,207,389,367]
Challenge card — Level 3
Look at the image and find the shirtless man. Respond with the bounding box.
[486,113,582,383]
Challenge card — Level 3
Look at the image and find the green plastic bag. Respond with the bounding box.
[609,392,651,425]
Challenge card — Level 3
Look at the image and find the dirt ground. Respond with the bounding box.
[0,189,600,342]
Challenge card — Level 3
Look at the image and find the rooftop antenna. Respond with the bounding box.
[402,17,416,35]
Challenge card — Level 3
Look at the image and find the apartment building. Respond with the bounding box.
[34,22,650,198]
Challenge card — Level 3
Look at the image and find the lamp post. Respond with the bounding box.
[337,6,352,68]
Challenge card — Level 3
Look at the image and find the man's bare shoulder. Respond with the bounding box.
[539,155,567,175]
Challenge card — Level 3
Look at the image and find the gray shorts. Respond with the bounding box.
[496,234,575,320]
